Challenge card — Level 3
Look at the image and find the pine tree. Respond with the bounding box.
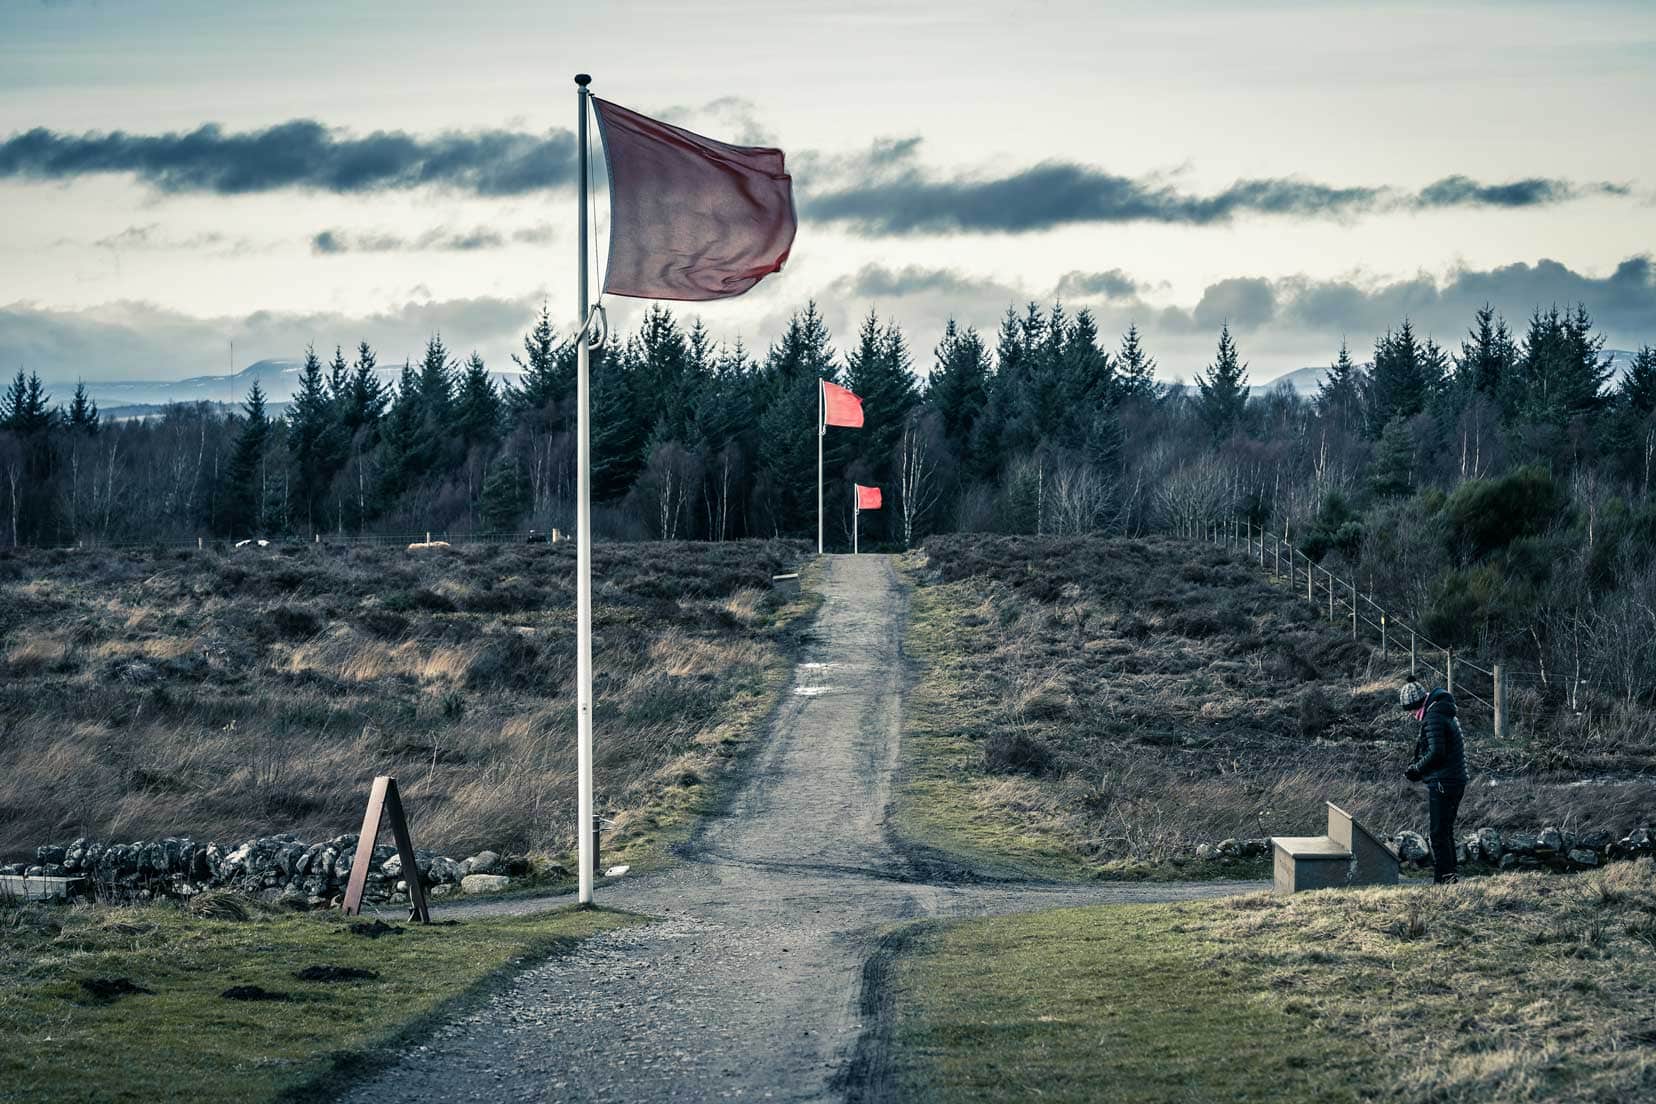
[1368,319,1439,434]
[479,457,529,531]
[1061,307,1114,411]
[845,309,919,481]
[507,302,573,421]
[416,333,456,428]
[927,320,991,464]
[376,362,424,507]
[455,352,502,451]
[288,345,342,531]
[1514,304,1611,427]
[634,305,694,441]
[1370,416,1416,498]
[326,345,350,401]
[756,304,838,534]
[341,341,388,436]
[222,381,271,537]
[1453,304,1516,408]
[1620,345,1656,416]
[973,306,1034,475]
[66,382,99,435]
[589,335,646,501]
[1,370,52,433]
[1115,324,1159,402]
[1316,340,1364,433]
[760,301,837,396]
[1195,323,1249,440]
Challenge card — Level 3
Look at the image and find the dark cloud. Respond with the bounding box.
[1414,175,1629,209]
[802,138,1631,235]
[1274,255,1656,341]
[0,121,577,195]
[1191,277,1277,332]
[834,263,1011,299]
[309,224,555,255]
[1056,268,1143,299]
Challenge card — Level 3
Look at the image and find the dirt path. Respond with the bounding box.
[341,555,1261,1103]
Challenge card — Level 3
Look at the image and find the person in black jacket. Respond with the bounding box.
[1399,682,1470,884]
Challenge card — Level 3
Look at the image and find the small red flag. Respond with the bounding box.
[856,484,882,510]
[593,97,796,302]
[823,380,864,428]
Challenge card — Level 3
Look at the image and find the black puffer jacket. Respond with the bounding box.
[1409,689,1469,784]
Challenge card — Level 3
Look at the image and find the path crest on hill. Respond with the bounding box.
[342,555,1261,1104]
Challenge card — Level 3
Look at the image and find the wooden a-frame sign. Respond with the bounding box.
[341,775,431,923]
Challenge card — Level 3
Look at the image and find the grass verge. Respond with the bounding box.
[0,897,636,1102]
[889,860,1656,1103]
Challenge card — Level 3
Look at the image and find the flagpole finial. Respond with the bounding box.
[574,73,592,86]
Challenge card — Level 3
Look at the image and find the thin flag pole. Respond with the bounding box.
[817,379,824,555]
[853,486,859,555]
[574,72,595,907]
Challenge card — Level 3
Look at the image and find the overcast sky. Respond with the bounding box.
[3,0,1654,388]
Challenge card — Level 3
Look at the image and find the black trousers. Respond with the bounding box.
[1427,780,1466,883]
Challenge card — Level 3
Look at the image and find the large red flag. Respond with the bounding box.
[592,98,796,301]
[855,484,882,510]
[822,380,864,428]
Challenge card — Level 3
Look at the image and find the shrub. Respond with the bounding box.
[1440,465,1565,563]
[983,730,1056,776]
[266,605,323,641]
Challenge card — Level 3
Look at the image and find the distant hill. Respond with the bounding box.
[50,358,523,412]
[1259,350,1642,397]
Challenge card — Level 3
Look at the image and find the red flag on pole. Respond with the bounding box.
[856,484,882,510]
[592,98,796,302]
[823,381,864,428]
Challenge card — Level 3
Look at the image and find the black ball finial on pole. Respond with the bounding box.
[575,73,592,86]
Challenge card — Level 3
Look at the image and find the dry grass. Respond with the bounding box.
[0,539,811,866]
[892,860,1656,1103]
[899,535,1656,874]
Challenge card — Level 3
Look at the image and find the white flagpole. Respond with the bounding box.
[817,379,824,555]
[574,73,595,906]
[853,487,859,555]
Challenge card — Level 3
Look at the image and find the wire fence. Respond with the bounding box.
[1169,515,1568,741]
[12,527,570,554]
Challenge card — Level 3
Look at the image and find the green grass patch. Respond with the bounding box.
[895,568,1099,880]
[891,905,1376,1103]
[891,860,1656,1103]
[0,898,636,1103]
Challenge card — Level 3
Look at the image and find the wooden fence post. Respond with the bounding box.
[1493,663,1505,741]
[1446,648,1454,694]
[1381,613,1388,658]
[1350,580,1358,639]
[1409,630,1417,677]
[1306,557,1314,603]
[1326,569,1334,621]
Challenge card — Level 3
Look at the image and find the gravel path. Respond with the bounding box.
[342,555,1262,1103]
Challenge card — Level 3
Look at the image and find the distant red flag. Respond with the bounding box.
[822,380,864,428]
[855,484,882,511]
[592,97,796,302]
